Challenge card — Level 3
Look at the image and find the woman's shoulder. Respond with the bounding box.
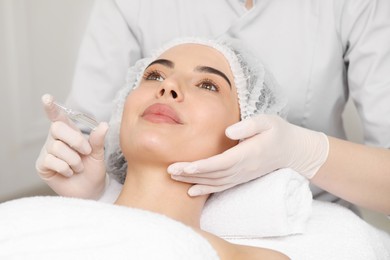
[196,228,290,260]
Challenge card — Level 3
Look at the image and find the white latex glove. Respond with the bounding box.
[168,114,329,196]
[35,94,109,199]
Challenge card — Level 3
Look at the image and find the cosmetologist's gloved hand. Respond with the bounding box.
[168,114,329,196]
[35,94,109,199]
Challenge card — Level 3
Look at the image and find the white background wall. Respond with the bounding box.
[0,0,388,232]
[0,0,95,200]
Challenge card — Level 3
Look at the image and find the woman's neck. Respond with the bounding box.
[115,164,208,228]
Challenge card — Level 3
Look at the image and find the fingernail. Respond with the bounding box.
[93,122,108,132]
[64,170,73,178]
[167,165,182,175]
[184,165,198,174]
[74,165,84,174]
[188,188,201,197]
[82,143,92,154]
[102,122,109,130]
[41,94,53,105]
[226,124,243,137]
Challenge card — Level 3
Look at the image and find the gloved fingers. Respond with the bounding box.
[168,147,241,176]
[167,162,191,175]
[50,121,91,155]
[35,154,54,180]
[46,140,84,173]
[225,114,273,140]
[175,168,234,179]
[187,184,234,196]
[171,174,235,186]
[39,153,74,178]
[88,122,109,161]
[41,94,74,126]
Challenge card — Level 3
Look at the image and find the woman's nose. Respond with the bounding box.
[156,78,184,101]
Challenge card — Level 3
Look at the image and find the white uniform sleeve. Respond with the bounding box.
[98,174,122,203]
[66,0,142,122]
[337,0,390,148]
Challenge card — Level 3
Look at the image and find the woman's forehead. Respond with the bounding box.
[156,43,232,72]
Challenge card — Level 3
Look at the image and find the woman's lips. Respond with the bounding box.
[142,103,182,124]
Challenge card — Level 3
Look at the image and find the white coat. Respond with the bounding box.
[66,0,390,203]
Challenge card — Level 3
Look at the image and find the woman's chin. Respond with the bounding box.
[121,129,234,165]
[123,134,182,163]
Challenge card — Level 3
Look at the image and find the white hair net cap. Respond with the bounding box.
[105,37,287,184]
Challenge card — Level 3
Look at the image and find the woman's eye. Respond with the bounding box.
[197,81,219,92]
[144,71,165,82]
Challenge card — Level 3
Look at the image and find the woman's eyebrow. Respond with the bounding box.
[194,66,231,89]
[145,60,232,89]
[146,59,174,69]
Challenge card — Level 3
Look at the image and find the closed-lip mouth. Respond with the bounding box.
[141,103,182,124]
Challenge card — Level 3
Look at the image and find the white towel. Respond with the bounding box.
[227,201,390,260]
[2,196,389,259]
[201,168,312,238]
[0,197,218,260]
[101,168,313,238]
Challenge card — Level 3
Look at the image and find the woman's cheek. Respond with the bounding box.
[191,109,235,154]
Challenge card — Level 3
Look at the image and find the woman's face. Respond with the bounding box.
[120,43,240,165]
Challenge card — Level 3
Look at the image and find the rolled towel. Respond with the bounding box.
[200,168,312,238]
[225,201,390,259]
[101,168,312,238]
